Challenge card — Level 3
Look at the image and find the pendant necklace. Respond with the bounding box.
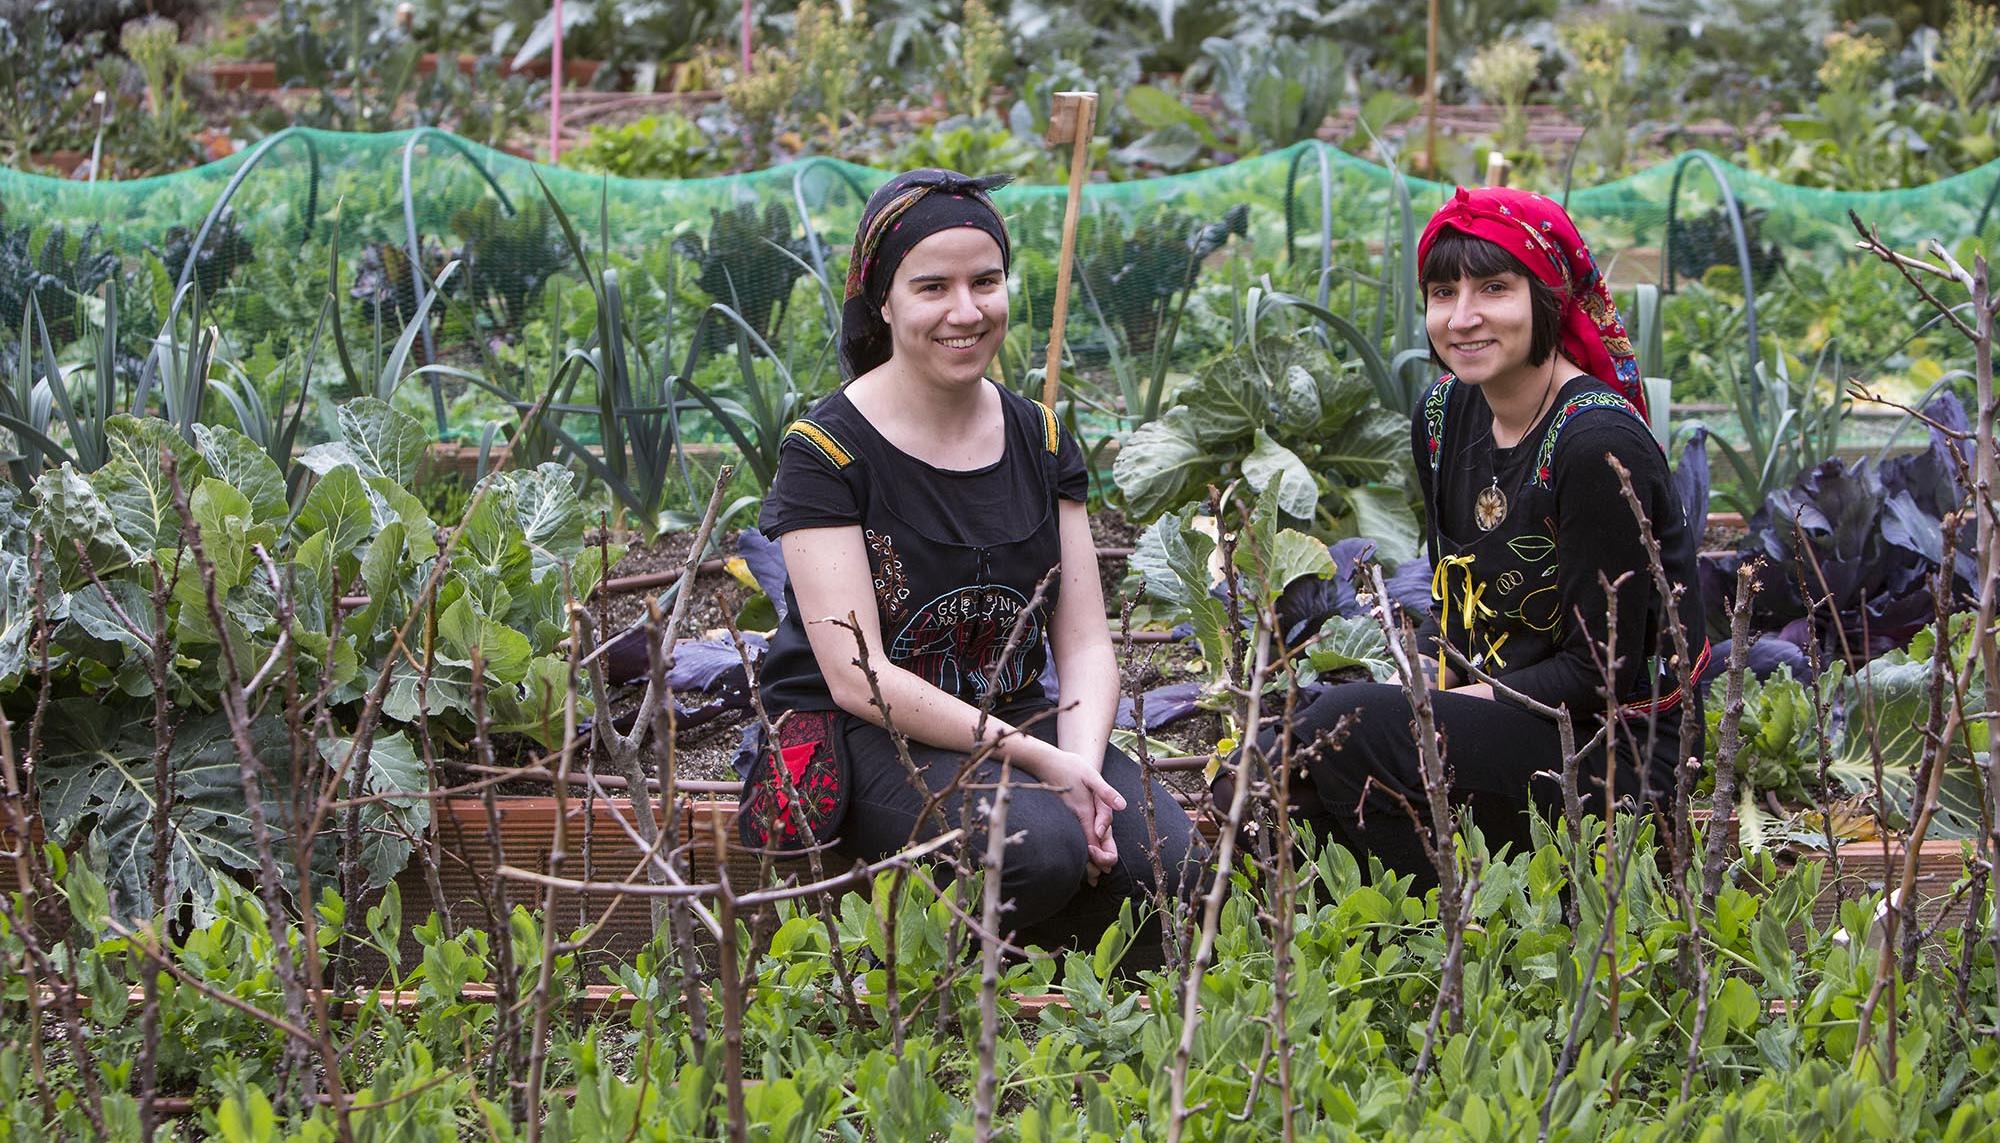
[1473,475,1509,532]
[1472,359,1564,533]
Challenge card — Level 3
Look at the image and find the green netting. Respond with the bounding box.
[1,127,1994,446]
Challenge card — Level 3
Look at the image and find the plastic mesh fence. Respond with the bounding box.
[2,127,1995,442]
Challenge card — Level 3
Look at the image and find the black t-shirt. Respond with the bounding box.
[1412,373,1707,720]
[757,383,1089,713]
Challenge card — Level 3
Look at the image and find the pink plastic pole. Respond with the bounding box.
[549,0,564,162]
[741,0,752,74]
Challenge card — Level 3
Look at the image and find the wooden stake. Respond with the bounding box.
[1425,0,1439,178]
[1041,91,1098,410]
[549,0,564,163]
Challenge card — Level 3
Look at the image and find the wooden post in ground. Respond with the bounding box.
[1041,91,1099,410]
[549,0,564,163]
[1425,0,1439,177]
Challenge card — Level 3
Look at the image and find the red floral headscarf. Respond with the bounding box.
[1417,186,1645,419]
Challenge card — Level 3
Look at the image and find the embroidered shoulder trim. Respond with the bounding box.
[784,418,853,469]
[1422,376,1456,474]
[1530,391,1646,488]
[1031,399,1060,454]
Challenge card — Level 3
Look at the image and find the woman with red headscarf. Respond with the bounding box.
[1267,187,1707,884]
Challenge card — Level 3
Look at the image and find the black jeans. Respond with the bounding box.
[833,704,1205,953]
[1263,682,1688,888]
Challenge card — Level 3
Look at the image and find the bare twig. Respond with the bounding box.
[1168,624,1271,1143]
[523,606,586,1143]
[972,762,1016,1142]
[1705,565,1760,914]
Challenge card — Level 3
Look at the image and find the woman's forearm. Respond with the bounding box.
[1053,636,1118,767]
[829,658,1065,776]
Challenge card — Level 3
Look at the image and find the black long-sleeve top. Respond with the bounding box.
[1410,374,1706,720]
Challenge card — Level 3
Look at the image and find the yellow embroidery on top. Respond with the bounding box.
[1430,554,1497,689]
[785,419,852,468]
[1031,400,1060,454]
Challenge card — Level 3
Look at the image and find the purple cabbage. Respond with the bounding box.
[738,528,791,621]
[1714,392,1974,656]
[1673,426,1711,534]
[1697,634,1815,687]
[1114,682,1203,730]
[604,632,768,689]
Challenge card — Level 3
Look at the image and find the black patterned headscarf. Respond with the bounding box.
[840,168,1014,379]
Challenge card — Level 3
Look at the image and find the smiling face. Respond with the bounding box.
[1424,270,1539,387]
[880,227,1008,387]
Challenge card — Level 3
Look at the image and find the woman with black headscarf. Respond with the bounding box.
[741,169,1201,954]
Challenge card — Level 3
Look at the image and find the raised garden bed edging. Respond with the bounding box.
[398,795,1978,968]
[204,55,602,93]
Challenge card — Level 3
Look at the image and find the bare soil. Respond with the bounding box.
[1701,518,1749,553]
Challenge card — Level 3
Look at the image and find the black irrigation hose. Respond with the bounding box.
[175,126,323,297]
[792,156,874,299]
[400,127,520,431]
[1662,149,1761,380]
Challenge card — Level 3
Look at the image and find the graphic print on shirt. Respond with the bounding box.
[887,584,1040,700]
[865,528,911,623]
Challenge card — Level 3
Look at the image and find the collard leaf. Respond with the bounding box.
[1186,595,1233,690]
[94,416,209,553]
[438,595,533,684]
[193,423,288,522]
[1306,615,1398,683]
[190,477,257,590]
[1829,654,1984,837]
[1240,430,1319,521]
[1181,353,1267,447]
[1277,362,1320,427]
[570,543,621,607]
[294,465,375,557]
[65,577,157,656]
[1315,402,1406,485]
[338,397,430,484]
[0,485,37,688]
[1264,532,1335,603]
[35,465,139,581]
[456,480,534,601]
[37,704,297,924]
[487,655,576,748]
[1112,406,1210,522]
[363,475,439,563]
[290,530,337,625]
[360,521,409,604]
[1130,507,1215,610]
[91,463,179,555]
[482,463,584,579]
[1110,126,1206,171]
[316,731,431,888]
[1345,483,1422,565]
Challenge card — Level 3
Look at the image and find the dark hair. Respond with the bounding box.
[1420,229,1564,368]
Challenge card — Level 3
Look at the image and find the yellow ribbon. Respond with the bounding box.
[1429,555,1496,689]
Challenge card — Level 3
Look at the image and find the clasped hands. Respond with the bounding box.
[1022,741,1124,883]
